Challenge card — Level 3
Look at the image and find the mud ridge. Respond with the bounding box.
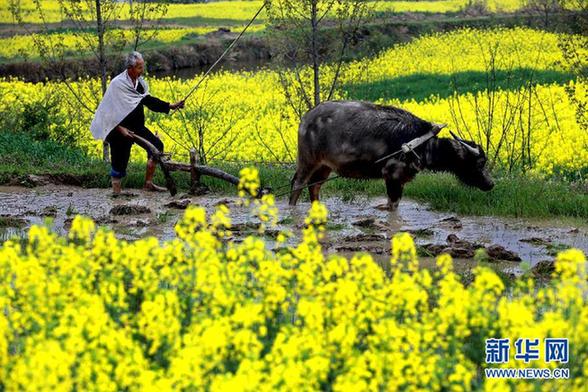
[3,174,93,187]
[423,234,521,261]
[0,35,271,83]
[110,205,151,215]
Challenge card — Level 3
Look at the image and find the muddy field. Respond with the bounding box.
[1,185,586,278]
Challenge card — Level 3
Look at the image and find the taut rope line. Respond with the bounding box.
[174,2,267,108]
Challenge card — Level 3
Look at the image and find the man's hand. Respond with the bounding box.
[170,100,185,111]
[117,126,135,139]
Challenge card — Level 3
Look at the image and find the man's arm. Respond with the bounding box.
[116,125,135,139]
[142,96,185,113]
[142,95,171,114]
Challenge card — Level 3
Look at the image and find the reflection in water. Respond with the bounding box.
[0,226,27,243]
[151,58,277,80]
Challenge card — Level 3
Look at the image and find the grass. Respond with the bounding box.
[0,131,191,189]
[404,173,588,220]
[0,131,102,182]
[0,131,586,221]
[157,211,175,224]
[343,69,575,102]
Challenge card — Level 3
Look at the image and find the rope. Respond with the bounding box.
[210,158,296,167]
[175,2,266,107]
[270,143,418,198]
[273,174,343,199]
[373,149,402,164]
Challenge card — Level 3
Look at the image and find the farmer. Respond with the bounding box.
[90,51,185,194]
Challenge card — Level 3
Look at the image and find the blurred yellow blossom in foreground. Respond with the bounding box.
[0,168,586,391]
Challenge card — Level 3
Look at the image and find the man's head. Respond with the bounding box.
[126,51,144,79]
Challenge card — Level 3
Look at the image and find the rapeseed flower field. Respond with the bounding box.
[0,27,585,177]
[0,26,266,62]
[0,0,586,388]
[0,169,585,390]
[0,0,528,25]
[0,0,532,62]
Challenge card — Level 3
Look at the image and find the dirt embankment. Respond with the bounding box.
[0,12,583,82]
[0,32,271,82]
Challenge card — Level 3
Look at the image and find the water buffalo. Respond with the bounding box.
[289,100,494,209]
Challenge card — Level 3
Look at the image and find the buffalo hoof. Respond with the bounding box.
[375,201,399,211]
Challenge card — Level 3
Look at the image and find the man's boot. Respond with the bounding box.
[144,158,166,192]
[112,177,122,194]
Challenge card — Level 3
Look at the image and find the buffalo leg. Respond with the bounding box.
[382,159,417,210]
[384,179,404,210]
[289,164,319,205]
[308,165,332,202]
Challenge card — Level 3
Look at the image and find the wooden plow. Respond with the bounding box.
[133,134,240,197]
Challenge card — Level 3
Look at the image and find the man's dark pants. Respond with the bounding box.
[105,126,163,178]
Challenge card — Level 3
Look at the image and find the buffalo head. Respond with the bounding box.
[449,131,494,191]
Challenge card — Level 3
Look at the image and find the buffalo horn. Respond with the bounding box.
[432,123,447,135]
[450,131,480,155]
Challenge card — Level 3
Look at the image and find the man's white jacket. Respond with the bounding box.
[90,70,149,140]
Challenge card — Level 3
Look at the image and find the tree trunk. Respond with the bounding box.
[310,0,320,107]
[130,0,139,50]
[189,148,201,194]
[198,127,206,165]
[96,0,110,162]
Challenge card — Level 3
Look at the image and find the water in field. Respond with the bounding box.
[0,184,586,277]
[151,56,274,79]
